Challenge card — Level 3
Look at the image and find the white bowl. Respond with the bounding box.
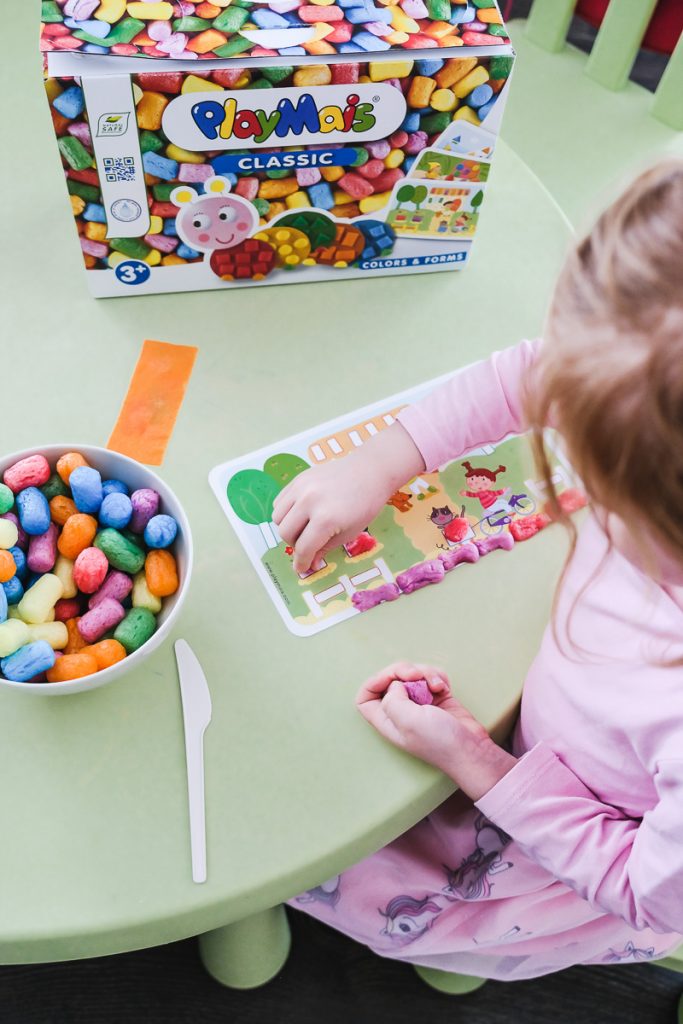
[0,444,193,696]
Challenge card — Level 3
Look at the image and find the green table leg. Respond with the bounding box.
[414,964,488,995]
[199,905,291,989]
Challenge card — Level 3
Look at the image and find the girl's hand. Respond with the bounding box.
[272,423,425,574]
[356,662,517,801]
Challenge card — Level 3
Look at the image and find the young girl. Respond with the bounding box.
[272,161,683,980]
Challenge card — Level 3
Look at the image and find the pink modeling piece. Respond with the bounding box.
[403,679,433,705]
[396,559,445,594]
[352,583,401,611]
[509,513,551,542]
[474,532,515,557]
[438,542,479,572]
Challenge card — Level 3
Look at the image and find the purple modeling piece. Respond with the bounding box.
[396,559,445,594]
[475,532,515,557]
[439,541,479,572]
[352,582,401,612]
[403,679,434,705]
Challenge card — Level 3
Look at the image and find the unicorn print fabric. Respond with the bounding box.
[289,341,683,980]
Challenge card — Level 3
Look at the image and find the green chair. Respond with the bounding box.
[501,0,683,226]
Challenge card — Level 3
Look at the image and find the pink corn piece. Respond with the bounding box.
[438,541,479,572]
[475,532,515,557]
[352,583,401,611]
[404,679,433,706]
[78,598,125,644]
[396,559,445,595]
[4,454,51,494]
[27,523,59,574]
[89,570,134,610]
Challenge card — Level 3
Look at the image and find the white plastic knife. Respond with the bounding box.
[175,639,212,884]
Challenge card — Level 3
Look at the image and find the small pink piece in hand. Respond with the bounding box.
[474,533,515,557]
[352,583,400,611]
[403,679,433,705]
[396,559,445,594]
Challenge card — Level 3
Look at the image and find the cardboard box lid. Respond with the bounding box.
[40,0,510,63]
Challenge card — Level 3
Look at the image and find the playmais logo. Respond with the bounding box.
[162,84,406,151]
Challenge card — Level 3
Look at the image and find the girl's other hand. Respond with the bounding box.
[356,662,517,800]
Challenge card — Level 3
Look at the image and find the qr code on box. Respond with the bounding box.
[103,156,136,183]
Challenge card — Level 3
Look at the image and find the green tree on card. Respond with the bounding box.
[263,453,309,488]
[396,184,428,211]
[227,469,282,549]
[471,189,484,212]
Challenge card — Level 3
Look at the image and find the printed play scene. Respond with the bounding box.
[386,180,485,240]
[436,120,498,161]
[210,377,586,636]
[410,150,491,183]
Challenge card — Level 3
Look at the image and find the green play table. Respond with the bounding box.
[0,9,571,987]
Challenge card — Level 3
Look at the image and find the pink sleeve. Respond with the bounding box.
[476,742,683,935]
[397,339,541,471]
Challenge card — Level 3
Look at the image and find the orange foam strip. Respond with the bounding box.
[108,339,197,465]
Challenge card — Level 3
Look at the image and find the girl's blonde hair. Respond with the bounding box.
[528,160,683,569]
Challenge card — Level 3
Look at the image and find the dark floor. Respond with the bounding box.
[10,5,677,1023]
[1,910,681,1024]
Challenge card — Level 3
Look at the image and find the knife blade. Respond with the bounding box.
[175,639,212,884]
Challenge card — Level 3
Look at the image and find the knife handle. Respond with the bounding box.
[185,726,207,884]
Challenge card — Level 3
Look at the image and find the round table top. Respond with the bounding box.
[2,10,572,963]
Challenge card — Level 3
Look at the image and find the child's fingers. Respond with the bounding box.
[356,662,428,705]
[293,519,337,573]
[272,489,296,526]
[276,506,310,547]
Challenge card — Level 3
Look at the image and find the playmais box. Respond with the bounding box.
[42,0,515,297]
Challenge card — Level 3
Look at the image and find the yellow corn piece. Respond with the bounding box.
[144,248,162,266]
[453,66,489,99]
[303,39,336,54]
[430,88,457,111]
[389,7,419,32]
[181,75,224,94]
[368,60,414,82]
[293,65,332,86]
[108,251,128,269]
[166,144,205,164]
[162,254,186,266]
[285,191,312,209]
[332,190,358,206]
[384,31,409,44]
[44,79,62,102]
[148,216,163,235]
[94,0,126,22]
[359,192,391,214]
[258,178,299,199]
[126,2,175,19]
[454,106,481,125]
[384,148,405,169]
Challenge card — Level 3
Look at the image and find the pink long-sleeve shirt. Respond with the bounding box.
[398,339,683,939]
[292,341,683,979]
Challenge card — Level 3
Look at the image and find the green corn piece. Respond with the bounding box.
[488,24,508,36]
[41,1,63,22]
[213,36,253,57]
[58,136,93,171]
[173,16,210,31]
[489,55,513,79]
[153,182,176,201]
[95,528,146,574]
[113,608,157,655]
[351,148,369,167]
[426,0,451,21]
[250,79,273,89]
[108,238,151,260]
[67,179,101,203]
[212,7,249,32]
[266,169,291,179]
[253,198,270,216]
[41,474,69,501]
[472,0,496,7]
[261,65,294,84]
[74,18,144,46]
[140,130,164,154]
[419,111,451,134]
